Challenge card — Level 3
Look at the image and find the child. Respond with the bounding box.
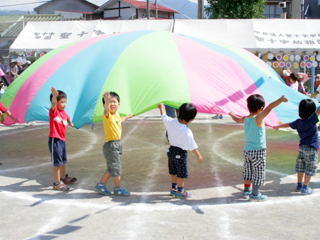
[49,87,76,191]
[275,99,320,195]
[0,100,17,123]
[158,103,203,198]
[229,94,288,201]
[95,91,133,196]
[289,73,299,91]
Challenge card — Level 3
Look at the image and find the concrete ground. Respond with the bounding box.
[1,109,320,240]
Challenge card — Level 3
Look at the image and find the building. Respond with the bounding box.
[264,0,320,19]
[95,0,179,20]
[33,0,179,20]
[34,0,99,20]
[0,14,72,65]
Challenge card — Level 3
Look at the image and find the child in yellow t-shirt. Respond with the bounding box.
[95,91,133,196]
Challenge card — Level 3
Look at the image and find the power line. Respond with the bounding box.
[157,0,192,19]
[0,1,49,8]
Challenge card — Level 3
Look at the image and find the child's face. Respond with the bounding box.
[108,97,120,114]
[57,97,67,111]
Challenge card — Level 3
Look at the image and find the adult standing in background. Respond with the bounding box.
[8,59,19,82]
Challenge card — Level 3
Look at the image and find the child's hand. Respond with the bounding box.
[280,95,288,103]
[272,125,280,130]
[158,103,164,109]
[103,91,111,104]
[197,155,203,163]
[127,113,134,119]
[70,122,74,128]
[51,87,58,98]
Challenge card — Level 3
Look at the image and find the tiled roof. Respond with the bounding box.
[56,10,93,14]
[0,15,22,35]
[122,0,179,13]
[35,0,99,11]
[0,14,79,38]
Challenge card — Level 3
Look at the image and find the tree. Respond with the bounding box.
[205,0,267,19]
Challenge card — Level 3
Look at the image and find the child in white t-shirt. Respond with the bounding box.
[158,103,203,198]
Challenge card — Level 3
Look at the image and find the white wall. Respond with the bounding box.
[55,11,83,19]
[291,0,302,19]
[103,1,136,19]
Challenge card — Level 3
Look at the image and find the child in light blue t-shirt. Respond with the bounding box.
[275,99,320,195]
[229,94,287,201]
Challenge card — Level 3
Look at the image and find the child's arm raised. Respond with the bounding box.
[121,113,134,123]
[103,91,111,117]
[256,95,288,125]
[316,105,320,116]
[51,87,58,112]
[229,112,245,123]
[158,103,166,115]
[192,148,203,163]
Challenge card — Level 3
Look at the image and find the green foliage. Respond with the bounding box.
[205,0,267,19]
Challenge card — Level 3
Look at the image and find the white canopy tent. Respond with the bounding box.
[9,19,174,53]
[10,19,320,55]
[174,19,320,55]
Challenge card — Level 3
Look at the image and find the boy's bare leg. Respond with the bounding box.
[172,175,178,185]
[177,177,184,188]
[297,172,304,183]
[113,176,121,188]
[99,170,111,184]
[303,174,311,186]
[60,164,66,179]
[244,180,251,185]
[53,166,61,183]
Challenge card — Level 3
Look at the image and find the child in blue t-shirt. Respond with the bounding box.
[275,99,320,195]
[229,94,288,201]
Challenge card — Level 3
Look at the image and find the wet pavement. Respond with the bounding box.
[1,109,320,240]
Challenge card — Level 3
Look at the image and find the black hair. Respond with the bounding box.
[178,103,197,122]
[102,91,120,104]
[50,90,67,102]
[290,73,299,82]
[299,99,315,119]
[247,94,265,113]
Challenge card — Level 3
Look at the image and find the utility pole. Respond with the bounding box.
[155,0,158,19]
[301,0,304,19]
[197,0,204,19]
[147,0,150,19]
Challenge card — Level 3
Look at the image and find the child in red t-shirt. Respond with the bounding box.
[49,87,76,191]
[0,101,17,123]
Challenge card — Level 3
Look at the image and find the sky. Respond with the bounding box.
[0,0,208,11]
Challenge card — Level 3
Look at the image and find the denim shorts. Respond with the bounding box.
[103,140,122,177]
[296,145,318,176]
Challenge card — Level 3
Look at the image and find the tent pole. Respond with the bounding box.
[155,0,158,19]
[147,0,150,19]
[311,54,315,94]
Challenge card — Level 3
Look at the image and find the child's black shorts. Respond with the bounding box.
[167,146,188,178]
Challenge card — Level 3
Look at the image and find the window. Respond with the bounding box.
[264,3,289,18]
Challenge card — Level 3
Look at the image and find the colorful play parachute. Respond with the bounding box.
[2,30,311,128]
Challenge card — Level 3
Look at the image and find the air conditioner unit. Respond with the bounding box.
[278,2,286,8]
